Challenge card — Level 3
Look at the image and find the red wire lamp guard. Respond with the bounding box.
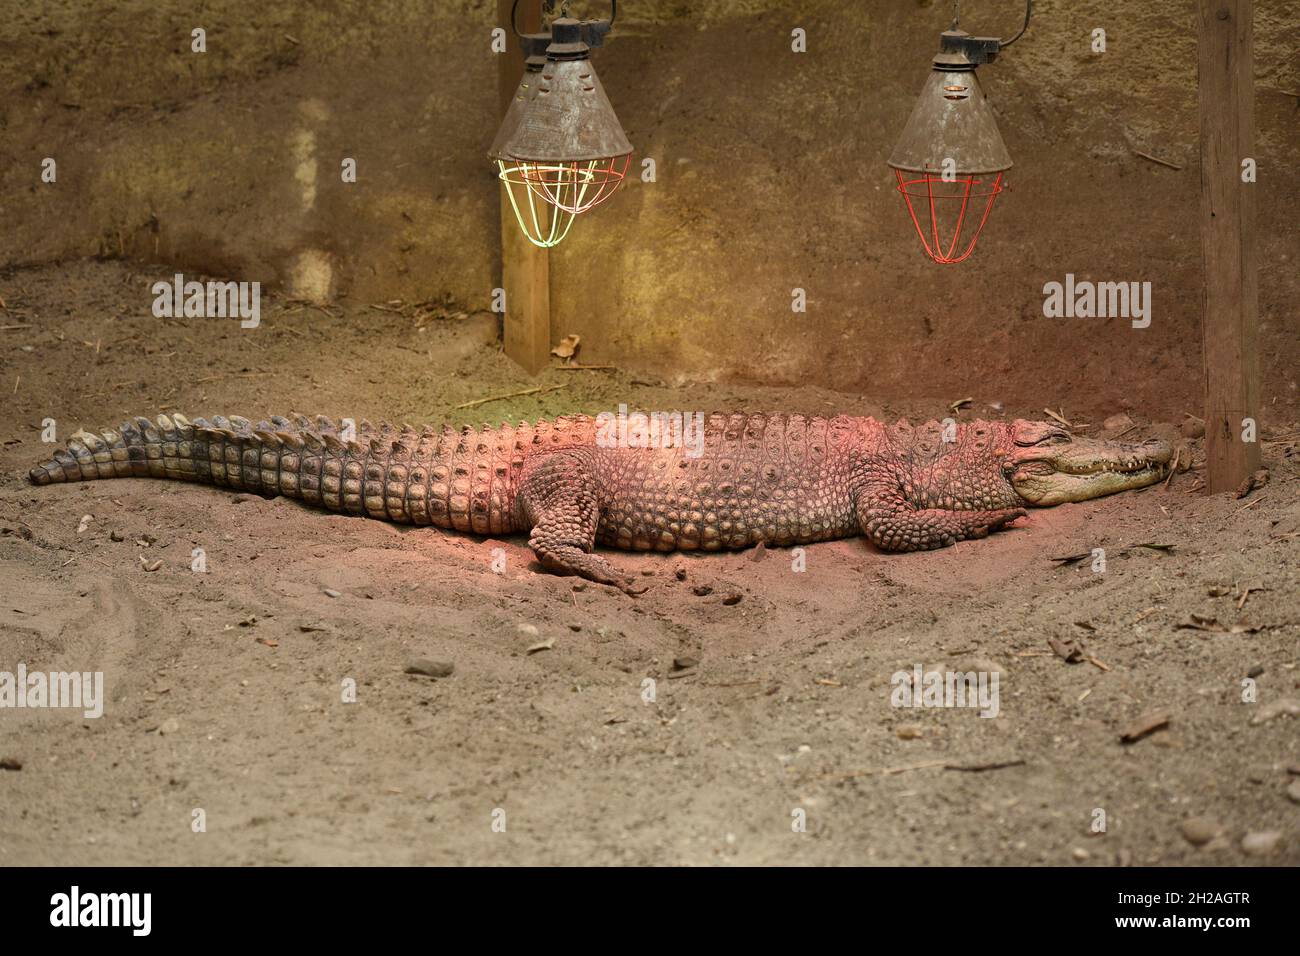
[490,1,631,248]
[894,169,1004,265]
[887,1,1031,264]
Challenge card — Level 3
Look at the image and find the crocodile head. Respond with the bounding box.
[1006,420,1173,506]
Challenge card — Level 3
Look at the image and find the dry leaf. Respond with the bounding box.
[1048,636,1085,664]
[1119,710,1170,743]
[550,334,581,363]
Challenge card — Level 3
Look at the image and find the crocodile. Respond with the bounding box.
[28,412,1172,592]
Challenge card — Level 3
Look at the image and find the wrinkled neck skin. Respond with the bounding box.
[850,418,1023,511]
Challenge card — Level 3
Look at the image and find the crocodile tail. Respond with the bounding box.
[28,413,301,491]
[27,413,524,533]
[29,414,205,485]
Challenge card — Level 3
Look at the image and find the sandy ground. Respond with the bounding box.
[0,261,1297,866]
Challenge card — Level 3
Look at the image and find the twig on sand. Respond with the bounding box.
[1231,494,1267,516]
[1163,448,1180,489]
[553,364,616,371]
[819,757,1024,783]
[1043,408,1071,427]
[1237,585,1268,610]
[821,759,946,782]
[453,383,567,410]
[1133,149,1182,170]
[193,371,271,384]
[946,759,1026,773]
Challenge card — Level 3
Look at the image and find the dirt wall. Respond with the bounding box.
[1,0,1296,417]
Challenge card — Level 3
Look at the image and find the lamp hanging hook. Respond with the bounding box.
[948,1,1032,48]
[1001,0,1032,48]
[511,0,617,38]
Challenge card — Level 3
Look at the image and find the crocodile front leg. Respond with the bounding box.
[855,484,1025,552]
[516,450,641,593]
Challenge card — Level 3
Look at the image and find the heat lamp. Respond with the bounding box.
[491,0,632,249]
[888,1,1032,264]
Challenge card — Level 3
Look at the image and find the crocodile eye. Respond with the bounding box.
[1015,428,1071,448]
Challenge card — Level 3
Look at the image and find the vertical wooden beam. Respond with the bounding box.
[498,0,551,375]
[1198,0,1259,492]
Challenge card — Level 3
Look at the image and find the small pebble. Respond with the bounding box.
[721,593,742,606]
[0,757,22,771]
[322,588,342,598]
[517,623,540,637]
[404,659,454,679]
[158,718,180,736]
[1240,831,1282,856]
[1179,816,1222,847]
[1180,419,1205,439]
[673,657,699,670]
[692,585,712,596]
[109,529,125,542]
[1071,847,1090,862]
[1285,779,1300,804]
[895,723,924,740]
[1250,697,1300,724]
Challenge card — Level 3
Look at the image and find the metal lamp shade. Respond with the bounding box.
[489,59,544,162]
[494,59,578,248]
[502,56,632,165]
[888,61,1012,176]
[888,57,1012,264]
[503,34,631,216]
[492,17,632,248]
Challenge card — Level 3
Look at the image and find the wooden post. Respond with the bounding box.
[498,0,551,375]
[1198,0,1259,492]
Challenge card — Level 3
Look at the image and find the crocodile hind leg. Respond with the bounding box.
[516,450,641,593]
[856,490,1025,552]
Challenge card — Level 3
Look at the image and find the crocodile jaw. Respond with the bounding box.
[1011,435,1173,506]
